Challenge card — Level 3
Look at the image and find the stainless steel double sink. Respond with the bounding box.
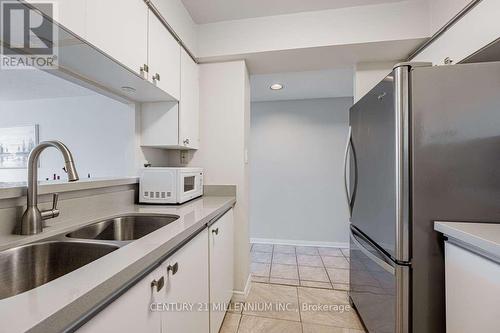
[0,214,179,300]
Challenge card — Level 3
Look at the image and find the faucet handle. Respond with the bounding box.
[41,193,60,220]
[52,193,59,210]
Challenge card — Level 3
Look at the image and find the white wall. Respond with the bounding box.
[428,0,472,34]
[197,0,429,59]
[0,95,138,182]
[412,0,500,65]
[188,61,251,293]
[250,97,352,246]
[151,0,198,56]
[353,61,396,102]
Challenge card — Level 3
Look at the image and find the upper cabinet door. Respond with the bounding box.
[27,0,86,38]
[179,48,200,149]
[148,11,181,100]
[86,0,148,77]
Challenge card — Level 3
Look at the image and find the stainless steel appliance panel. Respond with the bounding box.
[349,226,409,333]
[410,61,500,333]
[349,72,398,258]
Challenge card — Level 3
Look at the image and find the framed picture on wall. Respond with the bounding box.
[0,125,39,169]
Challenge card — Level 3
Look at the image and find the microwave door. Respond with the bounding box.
[183,174,196,194]
[179,172,202,202]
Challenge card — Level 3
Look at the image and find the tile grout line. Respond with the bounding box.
[294,245,300,285]
[236,310,243,333]
[268,244,274,280]
[240,311,362,332]
[239,312,302,324]
[318,251,335,289]
[296,286,304,333]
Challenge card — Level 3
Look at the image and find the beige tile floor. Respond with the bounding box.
[219,243,366,333]
[250,243,351,290]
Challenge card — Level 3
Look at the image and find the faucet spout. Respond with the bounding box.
[18,141,79,235]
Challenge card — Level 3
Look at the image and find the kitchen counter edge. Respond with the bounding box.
[434,221,500,264]
[27,196,236,333]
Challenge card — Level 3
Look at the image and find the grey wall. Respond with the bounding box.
[0,95,137,182]
[250,97,352,246]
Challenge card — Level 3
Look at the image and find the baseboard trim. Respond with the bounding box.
[232,274,252,302]
[250,237,349,248]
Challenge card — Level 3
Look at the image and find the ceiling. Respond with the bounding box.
[181,0,408,24]
[200,38,427,74]
[251,68,353,102]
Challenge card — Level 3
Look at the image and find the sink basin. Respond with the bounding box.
[67,215,179,241]
[0,241,119,300]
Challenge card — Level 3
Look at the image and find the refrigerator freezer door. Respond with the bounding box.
[349,66,410,261]
[350,226,409,333]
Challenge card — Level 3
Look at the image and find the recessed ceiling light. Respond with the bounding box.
[120,86,136,94]
[270,83,283,91]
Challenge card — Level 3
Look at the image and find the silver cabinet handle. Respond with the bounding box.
[153,73,160,82]
[167,262,179,275]
[140,64,149,79]
[212,228,219,235]
[183,138,190,145]
[151,276,164,292]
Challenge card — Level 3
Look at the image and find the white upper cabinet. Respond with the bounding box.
[27,0,86,38]
[179,48,200,149]
[28,0,185,102]
[141,50,199,149]
[86,0,148,77]
[141,102,179,148]
[148,10,181,100]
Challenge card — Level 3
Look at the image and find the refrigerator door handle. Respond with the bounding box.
[351,227,395,274]
[343,126,352,216]
[343,126,357,217]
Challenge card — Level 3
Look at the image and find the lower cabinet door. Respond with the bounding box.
[209,209,234,333]
[77,267,164,333]
[445,241,500,333]
[162,229,209,333]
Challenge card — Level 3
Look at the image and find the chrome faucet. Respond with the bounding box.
[18,141,79,235]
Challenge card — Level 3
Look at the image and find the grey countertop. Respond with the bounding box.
[0,195,236,333]
[434,221,500,262]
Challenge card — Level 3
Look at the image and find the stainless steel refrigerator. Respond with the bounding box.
[344,61,500,333]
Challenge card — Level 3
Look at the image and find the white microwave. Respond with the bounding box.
[139,167,204,204]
